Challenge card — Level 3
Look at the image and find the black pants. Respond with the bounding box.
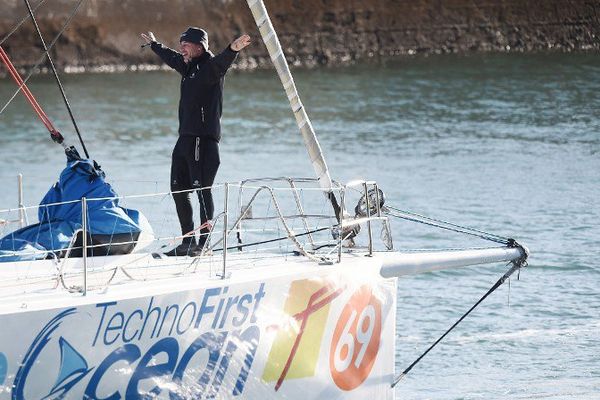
[170,136,220,239]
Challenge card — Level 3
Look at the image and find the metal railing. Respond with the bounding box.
[0,175,393,296]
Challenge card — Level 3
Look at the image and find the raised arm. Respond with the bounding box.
[141,31,187,75]
[207,34,252,83]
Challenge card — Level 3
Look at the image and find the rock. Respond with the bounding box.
[0,0,598,73]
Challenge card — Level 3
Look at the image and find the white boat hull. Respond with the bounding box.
[0,254,397,399]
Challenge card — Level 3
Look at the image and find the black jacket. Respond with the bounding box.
[151,42,238,142]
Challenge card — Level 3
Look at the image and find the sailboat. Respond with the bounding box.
[0,0,528,398]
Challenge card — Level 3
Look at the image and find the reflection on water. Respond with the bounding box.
[1,52,599,399]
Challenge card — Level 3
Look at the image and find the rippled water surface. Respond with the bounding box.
[1,52,599,399]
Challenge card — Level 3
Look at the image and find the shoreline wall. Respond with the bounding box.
[0,0,598,71]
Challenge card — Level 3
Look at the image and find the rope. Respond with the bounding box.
[0,0,85,122]
[0,0,47,47]
[23,0,90,158]
[0,46,59,138]
[391,252,527,388]
[385,205,510,245]
[213,226,330,252]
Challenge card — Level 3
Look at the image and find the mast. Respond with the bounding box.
[246,0,340,216]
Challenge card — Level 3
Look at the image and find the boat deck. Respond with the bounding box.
[0,249,388,315]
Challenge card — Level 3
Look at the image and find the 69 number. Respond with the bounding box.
[329,286,382,391]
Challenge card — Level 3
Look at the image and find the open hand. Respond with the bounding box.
[230,34,251,52]
[140,31,156,45]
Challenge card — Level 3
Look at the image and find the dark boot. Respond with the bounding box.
[196,228,210,253]
[164,236,197,257]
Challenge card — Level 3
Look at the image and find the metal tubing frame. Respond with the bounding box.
[236,177,330,250]
[81,197,87,295]
[338,187,345,263]
[288,178,316,248]
[374,183,382,218]
[374,182,394,250]
[363,182,373,256]
[222,183,229,279]
[17,174,25,228]
[221,185,328,263]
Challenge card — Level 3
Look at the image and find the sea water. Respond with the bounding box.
[0,52,599,399]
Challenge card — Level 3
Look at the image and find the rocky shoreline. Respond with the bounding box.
[1,0,598,73]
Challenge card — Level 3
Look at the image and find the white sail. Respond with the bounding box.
[246,0,333,193]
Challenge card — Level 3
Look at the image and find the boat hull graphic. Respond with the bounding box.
[0,258,396,399]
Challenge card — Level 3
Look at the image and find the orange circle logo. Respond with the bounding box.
[329,285,382,391]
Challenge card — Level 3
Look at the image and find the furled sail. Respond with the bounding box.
[246,0,333,194]
[0,158,152,262]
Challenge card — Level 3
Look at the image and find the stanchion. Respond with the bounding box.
[222,183,229,279]
[81,197,87,295]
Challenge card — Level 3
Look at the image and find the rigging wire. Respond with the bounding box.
[22,0,90,158]
[0,0,85,118]
[391,253,528,388]
[0,0,48,47]
[385,205,511,245]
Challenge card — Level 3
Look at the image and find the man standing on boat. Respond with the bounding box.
[141,28,251,256]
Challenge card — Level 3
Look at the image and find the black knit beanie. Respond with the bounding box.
[180,27,209,50]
